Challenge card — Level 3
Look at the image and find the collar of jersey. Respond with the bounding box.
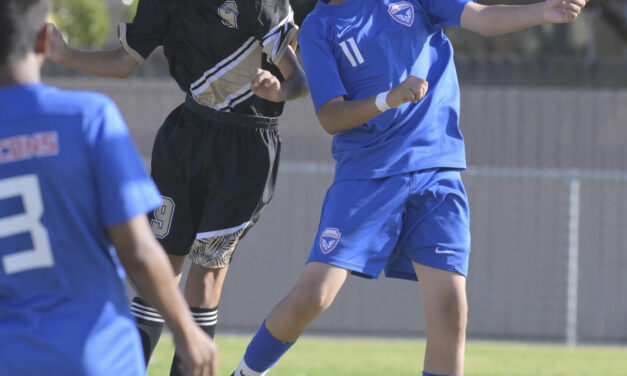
[317,0,360,12]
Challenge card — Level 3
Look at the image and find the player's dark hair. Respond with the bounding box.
[0,0,50,65]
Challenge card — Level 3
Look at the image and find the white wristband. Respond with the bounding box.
[375,91,391,113]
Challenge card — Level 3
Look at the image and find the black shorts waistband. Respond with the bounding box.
[184,95,279,128]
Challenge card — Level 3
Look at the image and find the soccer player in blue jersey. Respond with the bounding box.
[0,1,218,375]
[230,0,589,375]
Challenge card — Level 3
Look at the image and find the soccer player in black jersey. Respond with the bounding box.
[47,0,308,374]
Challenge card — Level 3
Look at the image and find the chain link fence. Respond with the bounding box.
[47,77,627,344]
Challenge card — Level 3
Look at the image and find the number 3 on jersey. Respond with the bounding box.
[339,37,365,68]
[0,175,54,275]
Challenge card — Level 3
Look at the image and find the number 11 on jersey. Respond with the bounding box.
[339,37,365,68]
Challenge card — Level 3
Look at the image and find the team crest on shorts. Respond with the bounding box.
[320,227,341,254]
[388,1,414,27]
[218,0,239,29]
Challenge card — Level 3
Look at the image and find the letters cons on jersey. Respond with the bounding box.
[0,132,59,164]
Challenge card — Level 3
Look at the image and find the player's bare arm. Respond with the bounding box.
[46,23,138,78]
[317,75,428,135]
[460,0,589,37]
[109,215,219,376]
[249,45,308,102]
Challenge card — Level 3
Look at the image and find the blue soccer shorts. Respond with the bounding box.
[307,168,470,281]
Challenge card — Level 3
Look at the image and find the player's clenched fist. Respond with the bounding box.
[45,23,68,63]
[543,0,588,24]
[250,68,284,102]
[386,76,429,109]
[173,325,219,376]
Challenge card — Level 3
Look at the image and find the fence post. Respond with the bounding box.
[566,178,581,346]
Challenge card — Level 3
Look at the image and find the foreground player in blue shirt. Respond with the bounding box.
[231,0,588,375]
[0,1,217,375]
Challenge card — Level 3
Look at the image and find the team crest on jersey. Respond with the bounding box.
[388,1,414,27]
[320,228,341,254]
[218,0,239,29]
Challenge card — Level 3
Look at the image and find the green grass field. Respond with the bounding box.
[148,334,627,376]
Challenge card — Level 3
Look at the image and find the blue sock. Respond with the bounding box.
[423,372,463,376]
[242,320,295,373]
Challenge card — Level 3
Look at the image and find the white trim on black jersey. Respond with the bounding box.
[190,37,257,93]
[189,10,296,112]
[216,89,255,112]
[261,10,296,63]
[261,9,294,44]
[117,23,145,64]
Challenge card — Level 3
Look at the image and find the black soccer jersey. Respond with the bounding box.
[118,0,298,117]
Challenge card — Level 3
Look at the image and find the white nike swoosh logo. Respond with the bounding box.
[435,246,455,254]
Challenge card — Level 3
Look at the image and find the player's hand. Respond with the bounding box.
[543,0,588,24]
[172,325,219,376]
[45,23,68,63]
[386,76,429,109]
[250,68,285,102]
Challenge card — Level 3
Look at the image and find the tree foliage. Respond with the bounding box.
[51,0,110,48]
[124,0,139,22]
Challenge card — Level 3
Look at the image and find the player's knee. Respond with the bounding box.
[427,292,467,338]
[450,303,467,338]
[440,298,467,337]
[291,283,336,317]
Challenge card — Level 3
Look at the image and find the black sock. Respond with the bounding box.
[130,296,165,365]
[169,306,218,376]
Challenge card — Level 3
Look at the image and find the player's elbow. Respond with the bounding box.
[115,70,133,79]
[283,72,309,101]
[111,50,139,78]
[294,72,310,98]
[316,102,345,135]
[112,63,136,79]
[111,72,131,79]
[462,23,500,37]
[475,28,502,37]
[317,117,341,135]
[323,126,340,136]
[293,79,309,99]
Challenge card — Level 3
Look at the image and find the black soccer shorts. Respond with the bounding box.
[148,95,281,258]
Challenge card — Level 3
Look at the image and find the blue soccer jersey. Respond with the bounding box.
[0,83,162,375]
[298,0,472,181]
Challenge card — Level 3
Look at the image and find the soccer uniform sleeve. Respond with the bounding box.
[117,0,167,63]
[418,0,474,26]
[87,99,163,228]
[256,0,299,65]
[298,29,347,113]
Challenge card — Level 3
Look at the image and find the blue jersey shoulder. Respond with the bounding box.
[300,6,324,35]
[35,85,116,120]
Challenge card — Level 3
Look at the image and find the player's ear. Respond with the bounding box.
[35,22,52,57]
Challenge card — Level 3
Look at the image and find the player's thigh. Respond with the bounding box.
[401,169,471,277]
[148,188,197,255]
[190,123,280,269]
[148,105,202,254]
[307,175,410,279]
[199,124,280,233]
